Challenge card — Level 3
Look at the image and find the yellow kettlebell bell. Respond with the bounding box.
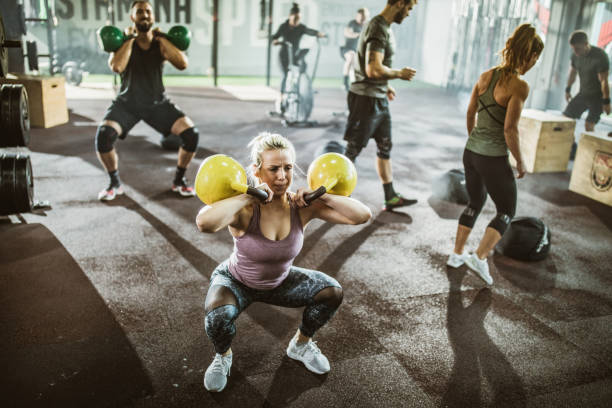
[306,153,357,201]
[195,154,268,205]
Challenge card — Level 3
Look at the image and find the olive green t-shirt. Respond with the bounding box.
[350,15,395,99]
[571,46,609,97]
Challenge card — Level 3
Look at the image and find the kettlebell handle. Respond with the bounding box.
[246,186,269,202]
[304,186,326,204]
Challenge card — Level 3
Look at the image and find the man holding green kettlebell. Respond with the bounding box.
[94,0,199,201]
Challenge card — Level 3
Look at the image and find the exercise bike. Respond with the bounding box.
[271,39,322,127]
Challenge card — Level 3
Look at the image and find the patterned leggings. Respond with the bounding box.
[204,262,343,354]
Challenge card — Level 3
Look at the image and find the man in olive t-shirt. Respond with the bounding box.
[563,30,610,132]
[344,0,418,211]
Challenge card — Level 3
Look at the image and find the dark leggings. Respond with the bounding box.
[458,149,516,235]
[204,262,342,354]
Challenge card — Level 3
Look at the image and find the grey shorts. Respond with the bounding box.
[563,93,603,124]
[206,261,341,314]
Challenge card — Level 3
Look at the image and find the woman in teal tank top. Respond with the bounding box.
[447,24,544,285]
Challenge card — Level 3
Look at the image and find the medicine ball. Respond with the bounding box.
[495,217,551,261]
[161,133,181,151]
[431,168,469,205]
[314,140,345,159]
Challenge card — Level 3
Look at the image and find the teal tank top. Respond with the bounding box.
[465,69,508,157]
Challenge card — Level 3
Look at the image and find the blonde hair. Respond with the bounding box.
[248,132,296,168]
[497,23,544,83]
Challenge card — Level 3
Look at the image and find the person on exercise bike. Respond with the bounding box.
[271,3,326,115]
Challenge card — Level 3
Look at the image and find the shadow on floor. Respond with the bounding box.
[443,267,527,407]
[0,223,153,408]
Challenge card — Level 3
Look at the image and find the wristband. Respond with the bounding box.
[603,98,611,105]
[565,87,571,93]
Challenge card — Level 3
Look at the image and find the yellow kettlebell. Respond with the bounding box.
[306,153,357,201]
[195,154,268,205]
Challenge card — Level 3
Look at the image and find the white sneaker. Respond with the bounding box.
[97,185,124,201]
[204,352,232,392]
[286,337,330,374]
[465,253,493,285]
[447,251,468,268]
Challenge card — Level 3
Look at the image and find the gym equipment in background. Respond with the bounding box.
[0,153,34,216]
[495,217,551,262]
[431,169,469,205]
[0,84,30,147]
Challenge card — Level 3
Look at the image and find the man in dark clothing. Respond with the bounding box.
[341,8,370,91]
[564,30,611,132]
[95,0,199,201]
[344,0,418,211]
[271,2,325,97]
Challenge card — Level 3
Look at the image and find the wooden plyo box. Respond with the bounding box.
[569,132,612,207]
[510,109,576,173]
[0,75,68,128]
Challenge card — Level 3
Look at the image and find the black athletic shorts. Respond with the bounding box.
[340,45,356,58]
[343,91,392,159]
[102,98,185,137]
[563,93,603,124]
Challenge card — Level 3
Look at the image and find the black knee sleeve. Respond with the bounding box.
[376,140,392,160]
[205,304,238,354]
[179,127,199,152]
[300,286,343,338]
[95,125,119,153]
[344,141,362,162]
[458,206,482,229]
[488,212,513,235]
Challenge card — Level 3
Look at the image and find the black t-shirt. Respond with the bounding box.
[344,19,362,51]
[272,20,318,58]
[571,45,610,96]
[117,40,166,106]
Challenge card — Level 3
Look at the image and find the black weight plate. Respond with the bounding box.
[0,14,8,78]
[0,153,16,215]
[12,84,30,146]
[0,85,13,146]
[13,154,33,212]
[26,40,39,71]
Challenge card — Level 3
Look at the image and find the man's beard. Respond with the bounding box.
[136,21,152,32]
[393,11,404,24]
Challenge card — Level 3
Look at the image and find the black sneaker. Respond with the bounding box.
[383,193,417,211]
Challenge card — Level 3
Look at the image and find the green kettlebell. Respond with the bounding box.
[97,25,124,53]
[166,25,191,51]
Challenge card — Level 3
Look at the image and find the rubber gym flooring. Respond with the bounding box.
[1,84,612,408]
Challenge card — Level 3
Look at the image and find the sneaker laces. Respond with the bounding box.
[209,354,229,374]
[300,340,322,357]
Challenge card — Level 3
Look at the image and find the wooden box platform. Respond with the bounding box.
[569,132,612,207]
[510,109,576,173]
[0,74,68,128]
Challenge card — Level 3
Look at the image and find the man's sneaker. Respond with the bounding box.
[286,337,330,374]
[465,253,493,285]
[383,193,417,211]
[97,185,124,201]
[204,353,232,392]
[447,251,468,268]
[172,178,196,197]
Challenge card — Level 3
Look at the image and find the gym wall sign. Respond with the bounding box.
[55,0,192,24]
[591,151,612,192]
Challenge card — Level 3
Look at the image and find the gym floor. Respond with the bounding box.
[1,84,611,408]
